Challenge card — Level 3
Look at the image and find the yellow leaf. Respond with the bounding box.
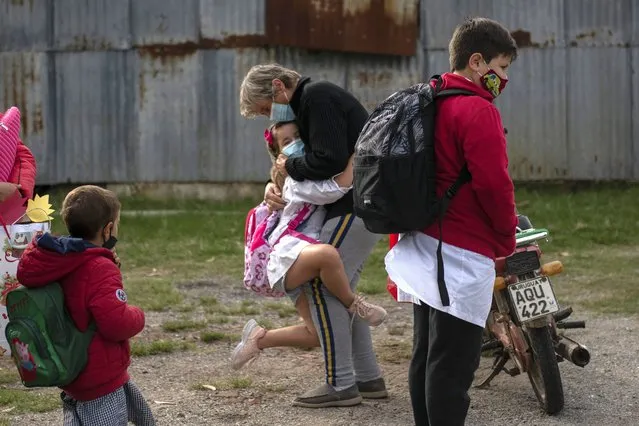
[26,194,55,223]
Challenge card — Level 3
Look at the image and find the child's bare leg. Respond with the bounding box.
[258,292,319,349]
[284,244,355,308]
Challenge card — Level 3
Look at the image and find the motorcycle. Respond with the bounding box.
[474,214,591,415]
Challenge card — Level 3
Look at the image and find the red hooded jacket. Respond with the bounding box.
[423,73,517,259]
[9,141,37,200]
[16,234,145,401]
[0,109,37,200]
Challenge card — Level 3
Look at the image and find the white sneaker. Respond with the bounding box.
[230,319,266,370]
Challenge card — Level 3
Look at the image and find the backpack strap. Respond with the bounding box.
[435,166,471,306]
[436,89,476,98]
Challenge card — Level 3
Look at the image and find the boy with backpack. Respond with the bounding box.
[353,17,518,426]
[12,185,155,425]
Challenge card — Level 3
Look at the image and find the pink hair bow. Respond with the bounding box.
[264,128,274,148]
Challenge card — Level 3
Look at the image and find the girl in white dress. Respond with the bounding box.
[231,121,387,370]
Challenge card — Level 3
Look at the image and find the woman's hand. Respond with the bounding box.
[0,183,21,202]
[333,155,354,188]
[264,182,286,212]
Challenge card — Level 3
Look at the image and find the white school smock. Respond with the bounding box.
[266,176,350,287]
[385,232,496,327]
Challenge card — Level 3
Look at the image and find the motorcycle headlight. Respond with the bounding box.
[505,250,541,276]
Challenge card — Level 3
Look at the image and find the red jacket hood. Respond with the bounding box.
[17,234,116,287]
[431,73,495,103]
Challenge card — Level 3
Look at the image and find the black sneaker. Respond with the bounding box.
[357,377,389,399]
[292,383,362,408]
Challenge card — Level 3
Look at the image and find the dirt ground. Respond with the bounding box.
[8,279,639,426]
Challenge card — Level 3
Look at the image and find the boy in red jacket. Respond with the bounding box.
[384,17,518,426]
[17,185,155,425]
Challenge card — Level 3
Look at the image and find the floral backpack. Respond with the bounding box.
[243,202,315,297]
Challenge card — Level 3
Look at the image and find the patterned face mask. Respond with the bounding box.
[479,66,508,98]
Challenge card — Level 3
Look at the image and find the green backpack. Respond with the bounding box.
[4,283,96,388]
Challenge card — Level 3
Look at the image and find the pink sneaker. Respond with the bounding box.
[348,295,388,327]
[230,319,266,370]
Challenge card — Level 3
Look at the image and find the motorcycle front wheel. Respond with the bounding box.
[525,325,565,414]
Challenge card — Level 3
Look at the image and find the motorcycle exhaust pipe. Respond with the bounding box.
[555,335,591,367]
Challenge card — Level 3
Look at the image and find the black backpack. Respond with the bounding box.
[353,75,474,306]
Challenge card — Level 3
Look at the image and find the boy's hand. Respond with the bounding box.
[264,182,286,213]
[275,154,289,178]
[112,249,121,269]
[0,183,21,202]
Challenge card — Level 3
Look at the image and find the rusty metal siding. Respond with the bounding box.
[135,51,201,182]
[565,0,633,47]
[0,52,53,182]
[2,0,638,185]
[230,48,276,181]
[566,48,633,180]
[52,0,131,51]
[422,0,493,50]
[132,0,199,46]
[266,0,419,56]
[54,52,136,183]
[493,0,565,48]
[0,0,51,51]
[200,48,275,182]
[276,48,349,89]
[633,48,639,179]
[498,49,568,180]
[200,0,266,41]
[422,0,565,50]
[347,50,423,113]
[633,3,639,46]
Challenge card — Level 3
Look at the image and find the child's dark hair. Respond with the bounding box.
[61,185,121,240]
[265,121,294,191]
[449,17,518,71]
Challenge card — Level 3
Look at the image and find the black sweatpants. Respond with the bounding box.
[409,302,484,426]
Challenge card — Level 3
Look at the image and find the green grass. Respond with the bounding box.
[125,277,183,312]
[200,331,240,343]
[263,302,299,318]
[48,185,639,318]
[162,319,208,332]
[0,388,60,415]
[131,339,194,357]
[0,369,19,385]
[212,377,253,390]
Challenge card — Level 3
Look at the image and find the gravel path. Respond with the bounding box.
[11,305,638,426]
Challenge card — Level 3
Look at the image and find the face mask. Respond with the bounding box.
[281,139,305,158]
[102,226,118,250]
[103,236,118,250]
[270,86,296,122]
[480,65,508,98]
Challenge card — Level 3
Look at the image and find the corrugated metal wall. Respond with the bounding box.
[0,0,636,184]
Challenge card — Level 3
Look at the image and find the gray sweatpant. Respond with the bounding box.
[302,214,383,388]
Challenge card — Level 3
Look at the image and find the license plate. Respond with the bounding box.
[507,276,559,323]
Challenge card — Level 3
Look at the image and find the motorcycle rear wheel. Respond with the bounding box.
[525,325,565,415]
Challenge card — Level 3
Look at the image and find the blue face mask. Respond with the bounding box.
[281,139,305,158]
[270,102,296,122]
[270,85,296,122]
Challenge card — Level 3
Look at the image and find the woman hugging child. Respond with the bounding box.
[231,121,387,369]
